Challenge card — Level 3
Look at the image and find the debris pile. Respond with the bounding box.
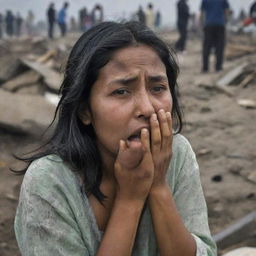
[0,37,75,135]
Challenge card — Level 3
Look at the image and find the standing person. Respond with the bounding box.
[137,6,146,25]
[5,10,14,37]
[200,0,230,72]
[15,12,23,37]
[14,21,216,256]
[145,3,155,29]
[155,10,162,28]
[0,13,3,39]
[250,1,256,21]
[79,7,87,31]
[58,2,69,37]
[47,3,56,39]
[26,10,35,36]
[91,4,103,26]
[175,0,190,53]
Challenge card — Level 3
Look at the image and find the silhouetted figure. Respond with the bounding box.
[0,13,3,39]
[5,10,14,37]
[175,0,190,53]
[91,4,103,26]
[26,10,35,36]
[47,3,56,39]
[15,12,23,37]
[155,10,162,28]
[200,0,230,72]
[250,1,256,20]
[238,9,246,22]
[137,6,145,25]
[79,7,87,31]
[70,16,77,31]
[145,3,155,29]
[58,2,69,37]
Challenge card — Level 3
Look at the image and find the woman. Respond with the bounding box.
[15,21,216,256]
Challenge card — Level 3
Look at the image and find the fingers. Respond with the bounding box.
[151,109,172,151]
[150,113,161,154]
[140,128,150,152]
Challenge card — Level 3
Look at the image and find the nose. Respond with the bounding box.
[134,90,155,120]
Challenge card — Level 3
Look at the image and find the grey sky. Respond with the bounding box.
[0,0,255,26]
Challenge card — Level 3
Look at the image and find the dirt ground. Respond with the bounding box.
[0,31,255,256]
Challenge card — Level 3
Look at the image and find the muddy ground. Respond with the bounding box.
[0,31,255,256]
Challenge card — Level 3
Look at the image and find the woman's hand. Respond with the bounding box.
[150,109,173,191]
[114,128,154,202]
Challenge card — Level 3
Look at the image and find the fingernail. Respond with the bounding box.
[141,128,148,134]
[159,109,165,116]
[166,112,171,118]
[152,113,157,121]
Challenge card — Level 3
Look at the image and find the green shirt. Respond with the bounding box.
[15,134,217,256]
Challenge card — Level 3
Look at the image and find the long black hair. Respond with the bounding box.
[16,21,182,202]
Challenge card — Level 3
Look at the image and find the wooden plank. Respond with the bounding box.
[213,211,256,250]
[216,63,248,87]
[20,58,62,92]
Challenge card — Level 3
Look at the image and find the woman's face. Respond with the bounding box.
[83,44,173,163]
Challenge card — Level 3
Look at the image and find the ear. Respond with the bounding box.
[79,104,92,126]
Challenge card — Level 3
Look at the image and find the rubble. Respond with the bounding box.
[0,89,55,135]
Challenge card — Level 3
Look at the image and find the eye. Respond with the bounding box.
[152,86,167,93]
[112,88,130,96]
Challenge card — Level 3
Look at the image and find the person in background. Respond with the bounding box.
[58,2,69,37]
[15,12,23,37]
[79,7,87,32]
[155,10,162,28]
[200,0,230,72]
[175,0,190,53]
[5,10,14,37]
[0,13,3,39]
[137,6,146,26]
[47,3,56,39]
[26,10,35,36]
[92,4,103,26]
[250,1,256,22]
[145,3,155,29]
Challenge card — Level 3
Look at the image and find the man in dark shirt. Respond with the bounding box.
[47,3,56,39]
[175,0,190,53]
[200,0,230,72]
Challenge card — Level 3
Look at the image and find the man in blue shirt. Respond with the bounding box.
[200,0,230,72]
[58,2,69,37]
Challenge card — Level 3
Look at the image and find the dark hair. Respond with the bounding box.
[16,21,182,202]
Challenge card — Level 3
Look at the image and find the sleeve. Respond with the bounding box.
[14,164,89,256]
[172,141,217,256]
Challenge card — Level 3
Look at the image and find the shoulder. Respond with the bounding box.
[169,134,197,179]
[172,133,193,158]
[22,155,79,200]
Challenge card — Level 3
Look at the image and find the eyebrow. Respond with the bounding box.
[109,75,168,86]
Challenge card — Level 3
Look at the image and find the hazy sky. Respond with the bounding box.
[1,0,255,26]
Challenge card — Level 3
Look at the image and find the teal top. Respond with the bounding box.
[14,134,217,256]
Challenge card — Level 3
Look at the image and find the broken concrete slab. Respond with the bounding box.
[0,56,26,82]
[0,89,55,135]
[20,59,62,92]
[16,83,44,95]
[1,70,41,92]
[213,211,256,250]
[216,63,248,87]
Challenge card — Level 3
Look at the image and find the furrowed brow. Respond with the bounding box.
[110,76,139,86]
[148,75,168,83]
